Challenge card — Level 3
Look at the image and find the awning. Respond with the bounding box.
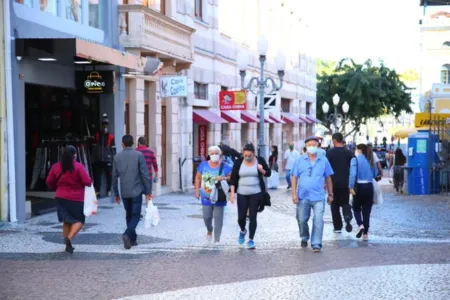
[299,114,314,124]
[269,113,286,124]
[282,112,303,124]
[221,111,245,123]
[305,115,322,124]
[240,111,259,123]
[193,109,227,124]
[257,114,274,123]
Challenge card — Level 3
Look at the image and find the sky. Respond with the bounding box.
[305,0,422,72]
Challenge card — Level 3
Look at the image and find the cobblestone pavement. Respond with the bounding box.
[0,175,449,300]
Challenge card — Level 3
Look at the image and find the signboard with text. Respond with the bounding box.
[160,76,188,98]
[76,71,114,94]
[415,112,450,127]
[219,91,247,110]
[198,124,208,159]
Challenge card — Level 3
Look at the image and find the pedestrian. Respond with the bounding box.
[291,136,334,252]
[349,143,378,241]
[367,143,383,181]
[393,148,406,193]
[283,143,300,189]
[317,142,327,156]
[219,140,242,164]
[112,135,152,249]
[136,136,159,196]
[195,146,232,244]
[230,142,271,249]
[326,132,353,233]
[269,145,279,171]
[46,145,93,254]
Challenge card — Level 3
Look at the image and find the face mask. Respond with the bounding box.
[306,146,318,154]
[210,154,220,162]
[244,156,253,162]
[289,146,294,150]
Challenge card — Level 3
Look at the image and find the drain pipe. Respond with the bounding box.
[4,0,17,222]
[0,0,7,221]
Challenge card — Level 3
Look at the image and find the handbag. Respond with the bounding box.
[214,162,227,202]
[257,159,271,212]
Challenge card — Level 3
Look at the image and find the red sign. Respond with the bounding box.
[219,91,247,110]
[198,124,208,159]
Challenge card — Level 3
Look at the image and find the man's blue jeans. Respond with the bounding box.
[285,169,292,187]
[296,199,325,248]
[122,195,143,242]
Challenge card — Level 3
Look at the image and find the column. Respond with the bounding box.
[181,105,194,191]
[148,80,162,196]
[165,97,180,192]
[128,77,145,141]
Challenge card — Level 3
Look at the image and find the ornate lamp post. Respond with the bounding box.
[322,94,350,133]
[237,36,286,158]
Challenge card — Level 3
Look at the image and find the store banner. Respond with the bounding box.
[198,124,208,159]
[160,76,188,98]
[219,91,247,110]
[415,113,450,127]
[76,71,114,94]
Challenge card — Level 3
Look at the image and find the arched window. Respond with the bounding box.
[443,42,450,47]
[441,65,450,84]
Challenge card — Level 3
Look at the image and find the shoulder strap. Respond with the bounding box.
[218,162,224,175]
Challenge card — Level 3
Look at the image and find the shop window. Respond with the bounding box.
[306,102,311,115]
[195,0,203,20]
[15,0,33,7]
[441,65,450,84]
[89,0,102,28]
[194,82,208,100]
[66,0,82,23]
[40,0,57,15]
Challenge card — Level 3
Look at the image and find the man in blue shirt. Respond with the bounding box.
[291,136,334,252]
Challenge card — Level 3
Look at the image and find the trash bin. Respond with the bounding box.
[192,156,203,183]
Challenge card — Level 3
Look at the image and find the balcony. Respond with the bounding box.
[119,5,195,70]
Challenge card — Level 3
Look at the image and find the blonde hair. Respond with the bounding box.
[208,145,222,155]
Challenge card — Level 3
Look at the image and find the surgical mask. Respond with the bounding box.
[306,146,318,154]
[210,154,220,162]
[289,146,294,150]
[244,156,253,162]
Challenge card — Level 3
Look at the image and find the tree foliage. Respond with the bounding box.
[316,58,413,136]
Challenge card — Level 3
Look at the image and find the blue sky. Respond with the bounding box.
[306,0,421,71]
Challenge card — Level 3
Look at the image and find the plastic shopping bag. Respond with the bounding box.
[83,185,98,217]
[220,180,230,194]
[372,179,384,205]
[144,201,160,228]
[267,171,280,189]
[209,185,218,203]
[389,167,394,178]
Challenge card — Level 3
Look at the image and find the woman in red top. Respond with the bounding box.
[46,145,92,253]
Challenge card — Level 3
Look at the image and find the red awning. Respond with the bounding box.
[240,111,259,123]
[306,115,322,123]
[299,114,314,124]
[221,111,245,123]
[282,112,303,124]
[257,114,274,123]
[193,109,228,124]
[269,113,286,124]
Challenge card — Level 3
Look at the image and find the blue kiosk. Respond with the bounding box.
[406,130,440,195]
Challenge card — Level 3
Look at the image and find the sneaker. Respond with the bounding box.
[64,237,74,254]
[356,225,364,239]
[287,185,291,189]
[122,234,131,250]
[247,240,256,249]
[131,241,138,247]
[206,233,212,243]
[301,240,308,248]
[345,222,353,233]
[362,234,369,241]
[238,230,247,245]
[333,229,342,233]
[312,247,321,252]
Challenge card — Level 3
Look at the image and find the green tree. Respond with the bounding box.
[316,58,413,136]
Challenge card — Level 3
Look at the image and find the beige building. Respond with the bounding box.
[119,0,318,195]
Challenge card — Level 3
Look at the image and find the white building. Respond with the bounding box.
[120,0,318,194]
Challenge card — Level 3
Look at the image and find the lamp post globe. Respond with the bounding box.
[332,94,340,106]
[257,36,269,56]
[342,101,349,114]
[322,102,330,114]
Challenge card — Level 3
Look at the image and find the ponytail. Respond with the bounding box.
[356,144,375,168]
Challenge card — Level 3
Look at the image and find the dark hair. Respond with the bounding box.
[138,136,147,146]
[395,148,406,165]
[332,132,344,143]
[243,142,255,153]
[271,145,278,155]
[356,143,375,168]
[122,135,134,147]
[60,146,76,173]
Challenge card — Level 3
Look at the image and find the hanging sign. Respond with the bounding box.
[76,71,114,94]
[160,76,188,98]
[415,113,450,127]
[219,91,247,110]
[198,124,208,159]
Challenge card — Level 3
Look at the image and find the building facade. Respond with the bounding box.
[121,0,318,195]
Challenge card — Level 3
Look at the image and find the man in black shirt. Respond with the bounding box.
[326,133,353,233]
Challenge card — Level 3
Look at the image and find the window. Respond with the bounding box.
[89,0,101,28]
[195,0,203,20]
[306,102,311,115]
[15,0,33,7]
[220,86,228,91]
[441,65,450,84]
[40,0,57,15]
[194,82,208,100]
[66,0,82,23]
[144,0,166,14]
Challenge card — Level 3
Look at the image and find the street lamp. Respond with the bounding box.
[322,93,349,133]
[237,36,286,158]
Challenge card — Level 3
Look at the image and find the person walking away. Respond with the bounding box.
[136,136,159,196]
[195,146,232,244]
[291,136,334,252]
[393,148,406,193]
[219,140,242,164]
[269,145,279,171]
[283,143,300,189]
[326,133,353,233]
[112,135,152,249]
[230,143,271,249]
[349,144,377,241]
[46,146,92,254]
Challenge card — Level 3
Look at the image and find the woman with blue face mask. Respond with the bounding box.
[195,146,232,244]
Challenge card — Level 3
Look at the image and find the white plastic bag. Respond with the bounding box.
[144,201,160,228]
[209,185,218,203]
[267,171,280,189]
[220,180,230,194]
[83,185,98,217]
[372,179,383,205]
[389,166,394,177]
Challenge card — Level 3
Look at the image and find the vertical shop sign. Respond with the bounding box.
[198,125,208,159]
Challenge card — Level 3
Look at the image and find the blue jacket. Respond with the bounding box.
[349,155,377,189]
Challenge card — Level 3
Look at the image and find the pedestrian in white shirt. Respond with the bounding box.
[283,143,300,189]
